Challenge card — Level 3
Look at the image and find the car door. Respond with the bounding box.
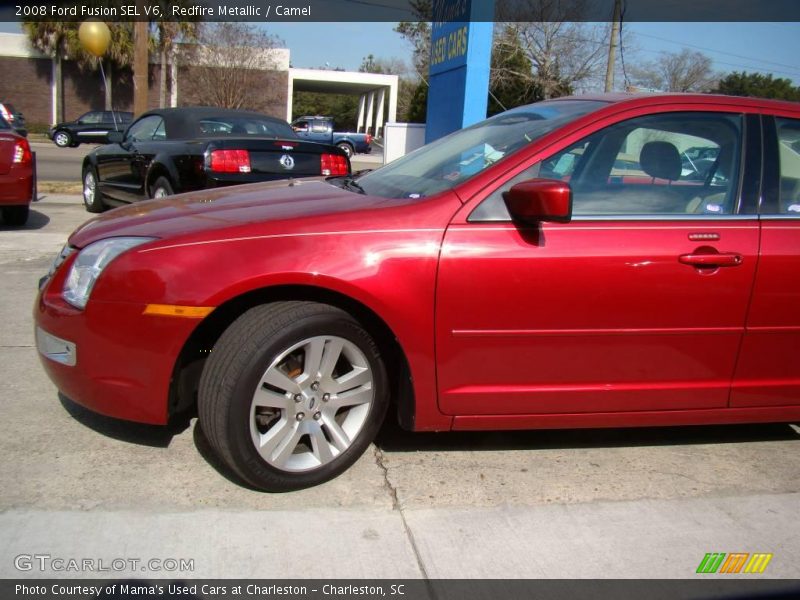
[731,114,800,407]
[75,111,106,144]
[436,109,760,416]
[96,114,164,203]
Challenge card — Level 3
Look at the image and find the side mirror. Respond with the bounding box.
[502,178,572,224]
[107,131,123,144]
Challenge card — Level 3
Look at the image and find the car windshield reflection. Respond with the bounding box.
[352,100,606,199]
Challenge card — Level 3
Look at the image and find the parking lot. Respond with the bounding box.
[1,182,800,580]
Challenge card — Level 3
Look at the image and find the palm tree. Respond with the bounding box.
[21,21,72,123]
[23,20,137,117]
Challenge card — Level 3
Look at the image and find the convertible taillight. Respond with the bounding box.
[209,149,251,173]
[13,138,31,164]
[320,153,348,176]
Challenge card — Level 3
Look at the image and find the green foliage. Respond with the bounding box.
[488,27,542,115]
[713,71,800,101]
[406,81,428,123]
[292,92,360,131]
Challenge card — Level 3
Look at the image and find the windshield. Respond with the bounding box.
[355,100,605,199]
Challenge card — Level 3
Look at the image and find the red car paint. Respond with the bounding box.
[0,127,35,213]
[35,94,800,434]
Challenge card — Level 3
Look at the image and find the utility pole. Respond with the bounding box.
[604,0,621,93]
[133,4,148,116]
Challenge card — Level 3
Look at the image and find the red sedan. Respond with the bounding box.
[0,116,35,226]
[35,94,800,491]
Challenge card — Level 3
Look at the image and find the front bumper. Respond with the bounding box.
[35,268,203,425]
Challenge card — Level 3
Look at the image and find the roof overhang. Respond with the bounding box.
[289,68,398,95]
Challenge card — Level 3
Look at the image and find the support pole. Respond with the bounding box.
[605,0,622,93]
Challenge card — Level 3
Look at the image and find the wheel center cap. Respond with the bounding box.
[307,397,317,410]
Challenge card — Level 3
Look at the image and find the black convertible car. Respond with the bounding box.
[81,107,351,212]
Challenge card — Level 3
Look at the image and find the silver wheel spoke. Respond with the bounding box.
[332,366,370,392]
[310,426,335,463]
[253,386,290,409]
[332,385,372,409]
[256,418,293,459]
[303,337,326,379]
[318,338,345,380]
[322,417,351,452]
[270,425,304,468]
[263,364,301,394]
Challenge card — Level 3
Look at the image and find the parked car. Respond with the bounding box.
[81,107,350,213]
[0,115,35,226]
[49,110,133,148]
[36,93,800,491]
[291,116,372,157]
[0,102,27,137]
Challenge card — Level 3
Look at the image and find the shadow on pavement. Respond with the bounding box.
[0,209,49,230]
[58,392,190,448]
[375,417,800,454]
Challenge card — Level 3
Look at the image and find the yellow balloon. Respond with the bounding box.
[78,21,111,58]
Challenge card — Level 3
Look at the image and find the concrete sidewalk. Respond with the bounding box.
[2,492,798,578]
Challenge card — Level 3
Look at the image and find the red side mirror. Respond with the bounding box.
[502,179,572,224]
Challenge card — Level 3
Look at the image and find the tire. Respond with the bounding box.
[82,167,105,213]
[2,205,29,226]
[150,176,174,199]
[198,302,389,492]
[336,142,354,158]
[53,130,72,148]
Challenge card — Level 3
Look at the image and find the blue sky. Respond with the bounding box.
[266,21,800,84]
[2,20,799,84]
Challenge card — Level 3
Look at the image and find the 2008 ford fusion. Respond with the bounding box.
[35,94,800,491]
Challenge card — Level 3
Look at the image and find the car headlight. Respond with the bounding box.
[47,244,76,278]
[62,237,155,309]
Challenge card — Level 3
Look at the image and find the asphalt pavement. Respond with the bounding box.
[1,195,800,581]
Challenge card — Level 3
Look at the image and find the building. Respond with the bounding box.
[0,32,397,135]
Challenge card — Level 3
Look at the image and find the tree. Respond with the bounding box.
[629,49,717,93]
[22,22,72,122]
[394,0,432,77]
[495,0,610,98]
[713,71,800,101]
[22,21,136,117]
[183,23,284,111]
[488,25,540,115]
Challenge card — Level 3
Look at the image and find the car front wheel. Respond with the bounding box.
[53,130,72,148]
[198,302,389,492]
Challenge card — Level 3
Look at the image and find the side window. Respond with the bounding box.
[776,118,800,214]
[469,112,742,222]
[126,116,164,142]
[311,120,328,133]
[293,120,309,132]
[153,119,167,140]
[80,112,103,124]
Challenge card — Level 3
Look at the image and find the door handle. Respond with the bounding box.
[678,252,743,267]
